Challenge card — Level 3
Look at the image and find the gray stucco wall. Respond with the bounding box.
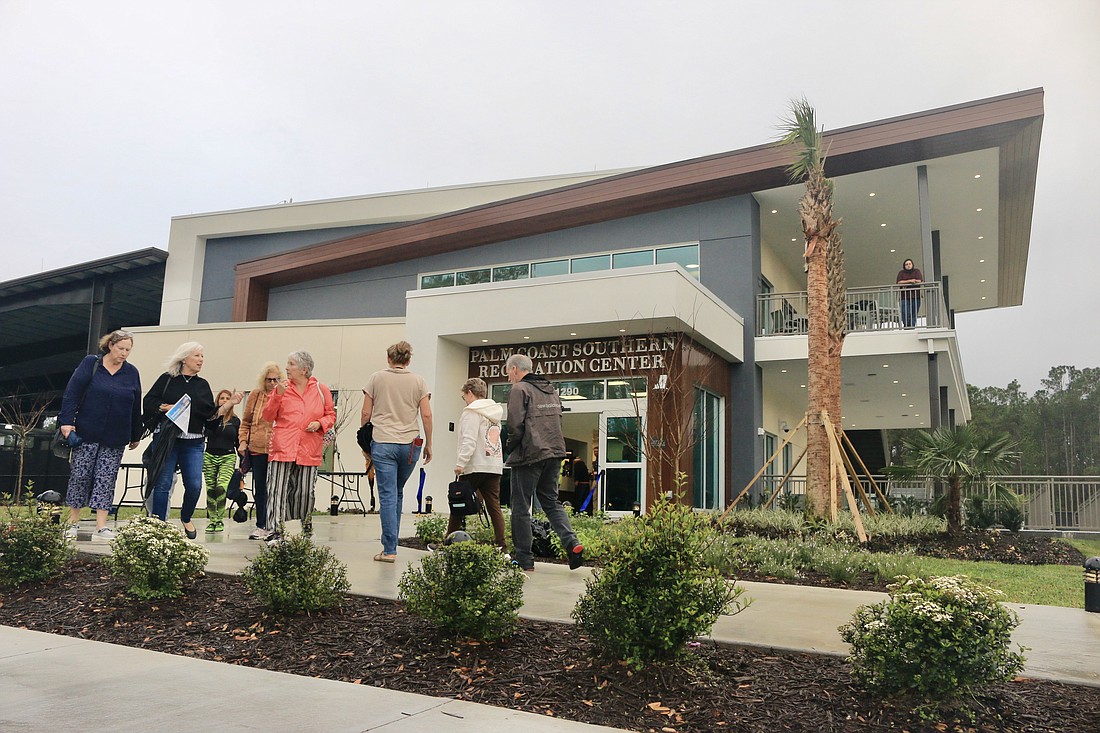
[198,224,385,323]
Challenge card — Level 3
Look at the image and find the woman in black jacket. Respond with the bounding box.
[143,342,240,538]
[203,389,240,533]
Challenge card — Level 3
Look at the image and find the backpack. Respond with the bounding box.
[447,479,482,516]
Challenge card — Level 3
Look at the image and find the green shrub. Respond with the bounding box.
[0,500,75,587]
[399,541,524,640]
[103,516,208,599]
[839,575,1025,701]
[414,513,448,545]
[573,499,749,668]
[242,533,350,613]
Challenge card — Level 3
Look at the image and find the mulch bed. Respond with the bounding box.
[2,555,1098,733]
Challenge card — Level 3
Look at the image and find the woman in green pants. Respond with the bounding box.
[203,389,241,532]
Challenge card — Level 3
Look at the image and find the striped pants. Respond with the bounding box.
[266,460,318,531]
[202,452,236,521]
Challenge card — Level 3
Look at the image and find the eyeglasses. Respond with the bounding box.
[265,377,280,382]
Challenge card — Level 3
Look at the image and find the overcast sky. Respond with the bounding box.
[2,1,1097,392]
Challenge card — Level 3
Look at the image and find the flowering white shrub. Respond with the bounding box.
[839,575,1025,700]
[103,516,208,599]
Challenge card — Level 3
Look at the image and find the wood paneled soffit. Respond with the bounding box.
[232,89,1044,322]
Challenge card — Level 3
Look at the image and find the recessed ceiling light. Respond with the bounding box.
[974,174,981,179]
[976,208,983,212]
[771,209,778,214]
[780,369,787,373]
[893,380,899,384]
[619,329,626,333]
[901,393,907,397]
[980,279,986,283]
[868,192,876,197]
[882,364,889,368]
[914,414,920,417]
[979,259,985,263]
[981,296,987,300]
[880,223,887,227]
[481,339,488,343]
[791,238,797,242]
[978,236,984,240]
[800,384,806,388]
[908,404,914,408]
[686,263,699,269]
[523,336,530,340]
[890,248,896,253]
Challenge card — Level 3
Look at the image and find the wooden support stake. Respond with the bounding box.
[721,414,808,519]
[840,429,893,513]
[823,414,868,543]
[837,435,877,516]
[763,445,808,510]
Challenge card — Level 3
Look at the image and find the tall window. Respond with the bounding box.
[692,388,722,510]
[763,432,778,497]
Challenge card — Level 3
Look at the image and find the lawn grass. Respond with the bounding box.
[1065,537,1100,560]
[907,556,1082,608]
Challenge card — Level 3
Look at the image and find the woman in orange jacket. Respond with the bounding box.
[260,350,336,543]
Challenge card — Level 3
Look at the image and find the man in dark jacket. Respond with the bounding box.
[504,354,584,571]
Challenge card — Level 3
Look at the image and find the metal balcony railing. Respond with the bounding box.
[757,282,948,336]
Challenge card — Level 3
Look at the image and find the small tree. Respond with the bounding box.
[889,425,1018,534]
[617,330,724,504]
[0,393,53,502]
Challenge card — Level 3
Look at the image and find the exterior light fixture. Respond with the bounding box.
[632,502,641,517]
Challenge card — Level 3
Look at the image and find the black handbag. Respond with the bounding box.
[356,422,374,452]
[447,479,481,516]
[50,429,81,459]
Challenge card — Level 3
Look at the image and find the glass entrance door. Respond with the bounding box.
[599,410,646,514]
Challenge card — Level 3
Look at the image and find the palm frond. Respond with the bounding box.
[776,97,826,183]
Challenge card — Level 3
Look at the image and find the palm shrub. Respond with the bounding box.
[573,499,749,668]
[103,516,208,599]
[242,533,350,613]
[839,575,1025,701]
[888,426,1018,534]
[0,499,75,587]
[399,541,524,641]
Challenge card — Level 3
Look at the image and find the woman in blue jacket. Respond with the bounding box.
[58,330,143,540]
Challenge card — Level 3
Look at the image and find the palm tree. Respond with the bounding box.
[892,425,1019,534]
[777,99,846,519]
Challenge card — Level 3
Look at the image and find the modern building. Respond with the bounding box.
[126,89,1043,515]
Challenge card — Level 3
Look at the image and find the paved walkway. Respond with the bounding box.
[3,513,1098,732]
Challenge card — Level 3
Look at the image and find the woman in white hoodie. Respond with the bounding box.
[451,377,506,549]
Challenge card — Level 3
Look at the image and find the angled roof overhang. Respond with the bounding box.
[232,89,1043,321]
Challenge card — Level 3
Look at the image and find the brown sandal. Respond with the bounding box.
[373,553,396,563]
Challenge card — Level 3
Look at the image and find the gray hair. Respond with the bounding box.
[165,341,203,377]
[505,353,532,374]
[288,350,315,377]
[461,377,488,399]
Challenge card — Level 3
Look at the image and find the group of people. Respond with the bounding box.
[58,335,584,570]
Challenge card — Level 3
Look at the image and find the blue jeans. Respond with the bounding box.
[900,297,921,328]
[151,438,204,522]
[371,441,421,554]
[509,457,579,569]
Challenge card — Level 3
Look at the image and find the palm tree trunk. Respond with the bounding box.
[946,475,963,534]
[805,240,835,518]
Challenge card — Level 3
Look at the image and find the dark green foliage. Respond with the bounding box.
[0,501,74,587]
[242,533,350,613]
[572,499,748,669]
[840,575,1026,701]
[399,542,523,641]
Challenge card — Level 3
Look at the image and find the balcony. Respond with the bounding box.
[758,282,949,337]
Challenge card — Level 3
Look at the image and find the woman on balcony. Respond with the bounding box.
[896,258,924,328]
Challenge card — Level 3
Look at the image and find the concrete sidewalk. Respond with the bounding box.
[4,512,1097,732]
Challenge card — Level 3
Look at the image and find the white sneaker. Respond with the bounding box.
[92,527,115,541]
[248,528,270,540]
[64,525,78,540]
